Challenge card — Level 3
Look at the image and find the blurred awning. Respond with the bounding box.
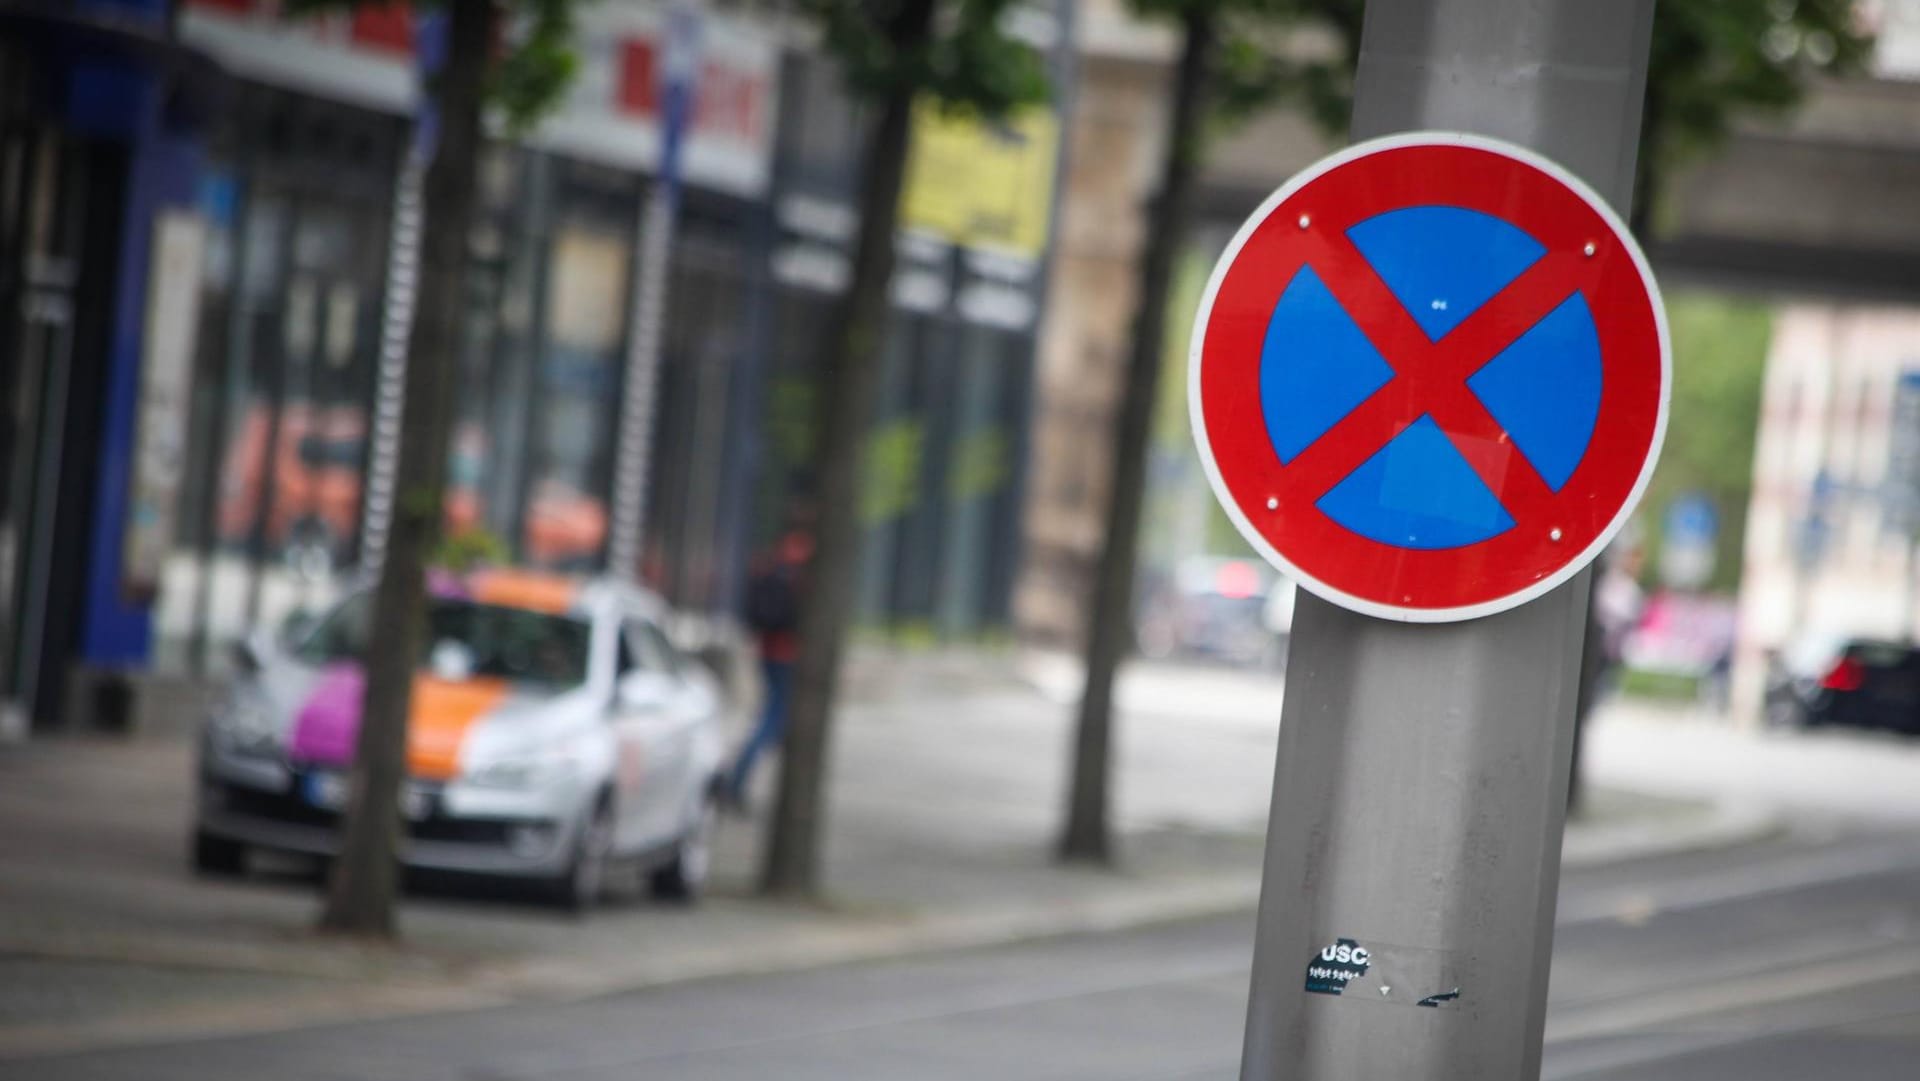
[0,0,231,125]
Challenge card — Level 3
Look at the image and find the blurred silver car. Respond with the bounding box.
[194,572,726,908]
[1137,557,1289,669]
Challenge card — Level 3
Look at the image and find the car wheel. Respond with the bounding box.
[192,829,246,876]
[549,796,614,912]
[650,792,719,903]
[1763,695,1807,730]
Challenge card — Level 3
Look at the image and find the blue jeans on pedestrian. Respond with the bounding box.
[728,658,792,803]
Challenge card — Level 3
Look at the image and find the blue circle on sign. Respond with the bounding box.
[1259,205,1604,550]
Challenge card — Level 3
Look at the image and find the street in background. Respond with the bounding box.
[11,0,1920,1078]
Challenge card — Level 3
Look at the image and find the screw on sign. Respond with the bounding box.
[1189,132,1670,622]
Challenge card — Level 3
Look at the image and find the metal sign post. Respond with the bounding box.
[608,5,703,582]
[1222,2,1659,1078]
[359,12,445,578]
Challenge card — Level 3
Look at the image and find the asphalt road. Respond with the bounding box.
[19,825,1920,1081]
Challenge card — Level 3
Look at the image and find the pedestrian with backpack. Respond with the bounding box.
[725,526,811,810]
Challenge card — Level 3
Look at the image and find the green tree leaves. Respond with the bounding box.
[1637,0,1873,228]
[491,0,584,132]
[285,0,586,131]
[1641,294,1773,593]
[1191,0,1875,234]
[805,0,1049,114]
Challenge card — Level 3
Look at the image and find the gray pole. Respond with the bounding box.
[1239,3,1656,1080]
[609,7,702,584]
[607,180,679,583]
[358,157,424,580]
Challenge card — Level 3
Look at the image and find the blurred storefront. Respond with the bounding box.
[1733,303,1920,723]
[4,0,1073,734]
[754,19,1068,641]
[153,0,779,672]
[0,0,220,733]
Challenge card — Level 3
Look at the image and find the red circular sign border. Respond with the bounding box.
[1189,132,1670,623]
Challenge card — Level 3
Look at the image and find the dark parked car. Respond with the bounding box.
[1765,634,1920,734]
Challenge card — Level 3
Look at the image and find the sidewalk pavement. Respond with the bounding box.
[1583,695,1920,828]
[0,649,1772,1060]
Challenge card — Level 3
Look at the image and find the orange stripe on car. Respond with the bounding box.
[467,570,580,615]
[406,676,510,780]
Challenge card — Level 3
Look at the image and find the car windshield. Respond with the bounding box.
[1846,640,1920,672]
[295,593,592,690]
[1781,633,1846,677]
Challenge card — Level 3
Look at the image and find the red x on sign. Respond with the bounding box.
[1190,133,1669,622]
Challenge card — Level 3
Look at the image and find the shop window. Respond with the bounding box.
[937,325,1015,637]
[162,89,405,669]
[639,204,755,611]
[519,165,635,572]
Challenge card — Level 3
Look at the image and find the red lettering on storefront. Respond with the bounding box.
[186,1,770,161]
[349,4,415,55]
[618,38,764,143]
[619,38,662,115]
[702,63,765,142]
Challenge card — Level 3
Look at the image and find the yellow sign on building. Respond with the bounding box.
[900,103,1058,258]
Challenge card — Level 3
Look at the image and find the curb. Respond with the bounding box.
[0,982,505,1061]
[477,874,1263,1002]
[495,795,1779,1003]
[0,795,1772,1061]
[1560,800,1779,871]
[0,874,1263,1062]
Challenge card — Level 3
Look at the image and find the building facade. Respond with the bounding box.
[755,13,1071,642]
[1732,302,1920,722]
[0,0,218,736]
[4,0,1071,735]
[1012,0,1168,646]
[1013,0,1334,647]
[149,0,782,673]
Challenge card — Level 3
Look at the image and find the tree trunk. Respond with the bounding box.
[1569,579,1604,816]
[760,0,938,899]
[319,0,494,937]
[1058,10,1215,866]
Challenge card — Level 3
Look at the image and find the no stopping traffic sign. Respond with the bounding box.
[1190,132,1669,622]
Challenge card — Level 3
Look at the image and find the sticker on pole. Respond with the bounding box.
[1190,132,1669,622]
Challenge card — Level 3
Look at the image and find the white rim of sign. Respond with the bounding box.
[1186,130,1672,623]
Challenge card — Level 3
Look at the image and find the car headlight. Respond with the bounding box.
[462,739,589,791]
[210,693,280,759]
